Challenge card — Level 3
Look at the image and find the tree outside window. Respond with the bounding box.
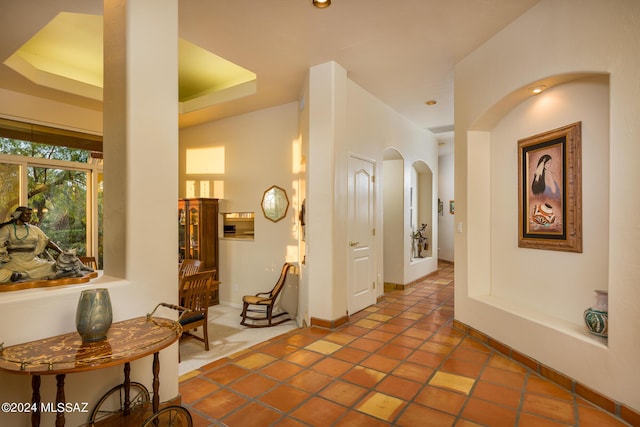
[0,138,102,265]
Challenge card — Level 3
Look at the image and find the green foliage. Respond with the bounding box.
[0,137,89,162]
[1,138,92,254]
[29,167,88,252]
[0,162,19,221]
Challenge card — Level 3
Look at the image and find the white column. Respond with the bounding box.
[103,0,180,397]
[307,62,348,322]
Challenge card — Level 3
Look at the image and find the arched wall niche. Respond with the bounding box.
[466,72,610,326]
[382,148,404,286]
[472,72,608,131]
[410,160,433,261]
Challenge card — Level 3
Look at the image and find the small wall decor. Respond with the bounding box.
[299,198,306,240]
[261,185,289,222]
[411,223,428,258]
[584,289,608,340]
[449,200,455,215]
[518,122,582,252]
[438,199,443,216]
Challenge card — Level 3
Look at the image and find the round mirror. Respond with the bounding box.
[261,185,289,222]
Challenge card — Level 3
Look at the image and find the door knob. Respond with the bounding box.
[349,241,359,247]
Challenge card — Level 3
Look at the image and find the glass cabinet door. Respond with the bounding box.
[177,198,219,305]
[189,207,199,259]
[178,207,186,261]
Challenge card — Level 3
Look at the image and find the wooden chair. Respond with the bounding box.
[240,263,295,328]
[178,270,216,356]
[79,256,98,270]
[179,259,201,280]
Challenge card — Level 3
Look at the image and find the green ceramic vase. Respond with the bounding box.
[76,288,113,344]
[583,289,608,340]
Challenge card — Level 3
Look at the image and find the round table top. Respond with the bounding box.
[0,316,181,375]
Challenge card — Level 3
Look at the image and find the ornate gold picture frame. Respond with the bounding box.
[518,122,582,252]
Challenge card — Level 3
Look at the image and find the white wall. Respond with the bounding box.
[178,61,440,327]
[0,4,182,425]
[179,102,301,308]
[383,159,404,284]
[0,56,440,425]
[294,62,440,323]
[0,85,178,426]
[345,77,439,289]
[304,62,346,321]
[0,89,179,427]
[490,76,609,321]
[438,152,454,261]
[455,0,640,411]
[176,61,440,328]
[308,65,438,304]
[0,88,102,135]
[0,91,116,427]
[338,72,438,295]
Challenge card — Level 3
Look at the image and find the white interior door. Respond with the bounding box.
[347,156,375,315]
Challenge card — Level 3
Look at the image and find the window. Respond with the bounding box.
[0,122,103,268]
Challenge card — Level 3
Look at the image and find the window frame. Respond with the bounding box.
[0,151,103,260]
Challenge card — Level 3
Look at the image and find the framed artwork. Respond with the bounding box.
[449,200,455,215]
[518,122,582,252]
[438,199,443,216]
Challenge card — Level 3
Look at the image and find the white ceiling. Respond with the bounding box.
[0,0,539,151]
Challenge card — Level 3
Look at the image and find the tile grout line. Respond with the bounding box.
[353,275,462,424]
[179,265,631,426]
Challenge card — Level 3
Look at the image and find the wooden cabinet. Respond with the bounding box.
[179,198,219,304]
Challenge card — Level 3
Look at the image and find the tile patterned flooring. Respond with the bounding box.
[178,264,630,426]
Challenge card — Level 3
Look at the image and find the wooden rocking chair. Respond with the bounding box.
[240,263,295,328]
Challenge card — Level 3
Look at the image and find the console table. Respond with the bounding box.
[0,316,181,427]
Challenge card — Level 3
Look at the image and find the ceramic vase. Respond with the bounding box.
[76,288,113,344]
[583,289,608,340]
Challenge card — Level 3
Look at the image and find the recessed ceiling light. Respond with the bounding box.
[312,0,331,8]
[530,85,546,95]
[425,100,437,106]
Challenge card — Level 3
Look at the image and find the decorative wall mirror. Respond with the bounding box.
[261,185,289,222]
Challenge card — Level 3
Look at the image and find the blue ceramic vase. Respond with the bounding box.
[583,289,608,340]
[76,288,113,344]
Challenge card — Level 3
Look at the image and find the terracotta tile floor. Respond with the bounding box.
[179,264,630,426]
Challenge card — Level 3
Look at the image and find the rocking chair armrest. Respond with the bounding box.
[255,291,272,297]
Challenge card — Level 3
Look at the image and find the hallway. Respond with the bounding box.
[178,263,629,426]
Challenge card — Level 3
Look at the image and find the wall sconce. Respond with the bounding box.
[312,0,331,8]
